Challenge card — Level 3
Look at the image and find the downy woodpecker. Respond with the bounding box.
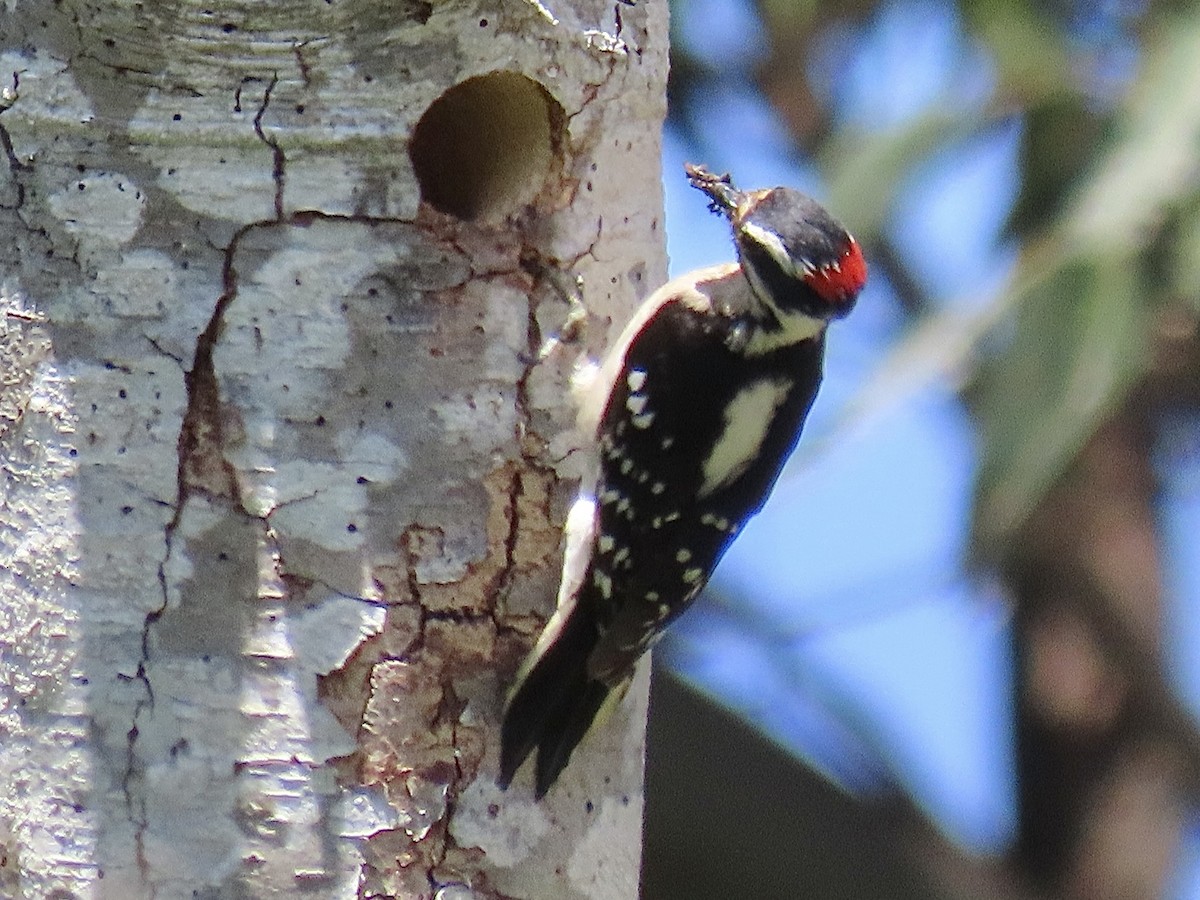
[499,163,866,797]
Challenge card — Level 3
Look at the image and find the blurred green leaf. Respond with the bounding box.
[1173,204,1200,311]
[823,113,975,237]
[1006,97,1109,239]
[1067,10,1200,254]
[970,7,1200,548]
[959,0,1074,101]
[756,0,823,33]
[832,7,1200,552]
[970,253,1145,551]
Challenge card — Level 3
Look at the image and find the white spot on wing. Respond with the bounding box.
[593,570,613,598]
[702,512,733,532]
[699,378,793,498]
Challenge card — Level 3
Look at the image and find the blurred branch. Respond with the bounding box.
[906,812,1056,900]
[1003,394,1185,896]
[656,641,1060,900]
[871,235,931,317]
[1008,551,1200,798]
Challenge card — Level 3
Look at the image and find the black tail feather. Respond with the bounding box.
[499,603,610,796]
[533,678,609,798]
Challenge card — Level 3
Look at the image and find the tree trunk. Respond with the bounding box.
[0,2,667,896]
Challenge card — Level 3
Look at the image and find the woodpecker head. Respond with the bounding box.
[685,163,867,322]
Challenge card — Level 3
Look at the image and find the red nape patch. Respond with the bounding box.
[804,238,867,305]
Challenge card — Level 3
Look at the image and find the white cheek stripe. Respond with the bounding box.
[737,222,827,355]
[742,307,825,355]
[699,378,793,498]
[740,221,797,276]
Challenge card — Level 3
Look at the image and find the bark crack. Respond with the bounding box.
[251,73,286,220]
[0,72,30,212]
[130,219,260,880]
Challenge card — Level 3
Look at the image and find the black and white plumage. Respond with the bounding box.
[499,164,867,798]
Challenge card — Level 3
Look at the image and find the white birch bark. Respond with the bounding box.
[0,1,667,896]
